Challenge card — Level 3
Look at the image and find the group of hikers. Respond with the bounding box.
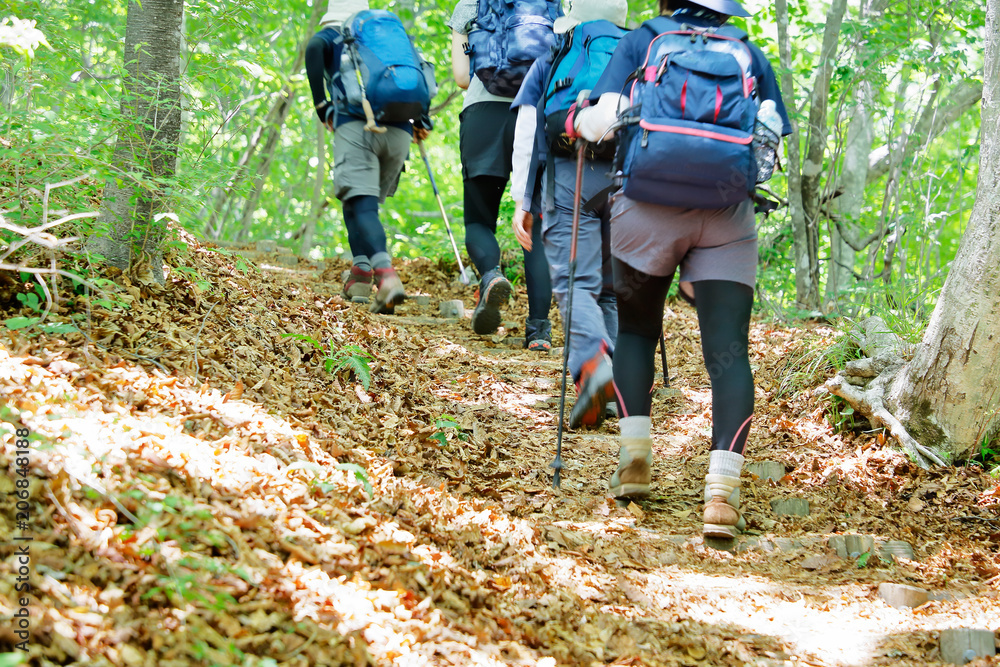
[305,0,791,538]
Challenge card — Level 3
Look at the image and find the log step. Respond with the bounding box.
[939,628,996,665]
[747,460,786,483]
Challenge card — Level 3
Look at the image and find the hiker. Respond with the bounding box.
[509,0,629,428]
[305,0,433,314]
[570,0,791,537]
[448,0,556,350]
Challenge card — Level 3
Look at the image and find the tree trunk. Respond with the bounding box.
[885,0,1000,460]
[826,78,874,308]
[209,1,321,242]
[234,94,294,242]
[796,0,847,311]
[825,0,886,309]
[300,117,326,257]
[87,0,184,284]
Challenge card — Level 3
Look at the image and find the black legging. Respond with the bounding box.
[463,175,552,320]
[342,195,385,258]
[612,258,754,454]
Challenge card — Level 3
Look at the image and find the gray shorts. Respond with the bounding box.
[333,121,411,202]
[609,192,758,289]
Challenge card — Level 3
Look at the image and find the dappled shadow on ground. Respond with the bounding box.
[1,235,1000,665]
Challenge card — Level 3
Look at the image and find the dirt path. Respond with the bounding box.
[2,242,1000,666]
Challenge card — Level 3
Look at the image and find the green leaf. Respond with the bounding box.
[39,323,77,334]
[332,353,372,390]
[0,653,27,667]
[5,316,39,330]
[335,462,373,497]
[282,333,323,350]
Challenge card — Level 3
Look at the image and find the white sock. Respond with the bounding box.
[708,450,744,479]
[620,416,651,439]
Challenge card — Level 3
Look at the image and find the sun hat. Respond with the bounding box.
[320,0,370,27]
[684,0,751,17]
[553,0,629,34]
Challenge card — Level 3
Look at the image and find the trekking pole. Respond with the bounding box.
[417,140,471,285]
[659,330,670,388]
[551,140,587,489]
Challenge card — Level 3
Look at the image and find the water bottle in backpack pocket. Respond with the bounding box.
[468,0,562,97]
[336,10,436,124]
[616,18,759,209]
[752,98,782,183]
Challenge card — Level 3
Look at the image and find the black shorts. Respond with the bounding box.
[458,101,516,180]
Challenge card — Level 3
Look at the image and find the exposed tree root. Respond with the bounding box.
[819,317,947,469]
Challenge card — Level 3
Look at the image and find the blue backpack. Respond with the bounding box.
[335,10,436,124]
[467,0,563,98]
[542,20,626,158]
[616,16,758,209]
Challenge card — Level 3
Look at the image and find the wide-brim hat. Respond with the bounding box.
[553,0,629,34]
[688,0,751,17]
[320,0,369,26]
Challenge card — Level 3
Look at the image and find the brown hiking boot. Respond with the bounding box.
[370,267,405,314]
[703,474,746,538]
[341,266,373,302]
[608,436,653,498]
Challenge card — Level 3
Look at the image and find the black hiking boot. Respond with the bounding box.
[525,318,552,352]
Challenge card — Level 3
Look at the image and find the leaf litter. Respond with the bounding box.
[1,237,1000,665]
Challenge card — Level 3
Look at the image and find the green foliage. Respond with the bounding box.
[431,416,469,447]
[6,0,985,327]
[282,334,373,389]
[0,654,26,667]
[776,334,862,399]
[325,344,373,389]
[827,395,868,434]
[335,462,373,496]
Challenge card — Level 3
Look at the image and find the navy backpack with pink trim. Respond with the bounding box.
[616,16,758,209]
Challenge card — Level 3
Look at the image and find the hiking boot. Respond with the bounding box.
[370,267,405,315]
[471,269,512,335]
[341,266,373,302]
[569,344,614,429]
[703,474,746,539]
[608,436,652,498]
[525,318,552,352]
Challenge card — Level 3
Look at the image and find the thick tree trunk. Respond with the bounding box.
[826,0,998,466]
[885,2,1000,460]
[87,0,183,284]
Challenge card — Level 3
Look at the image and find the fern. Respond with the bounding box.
[325,344,373,390]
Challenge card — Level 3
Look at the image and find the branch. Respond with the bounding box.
[430,88,463,116]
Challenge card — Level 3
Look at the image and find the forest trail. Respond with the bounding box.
[2,237,1000,667]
